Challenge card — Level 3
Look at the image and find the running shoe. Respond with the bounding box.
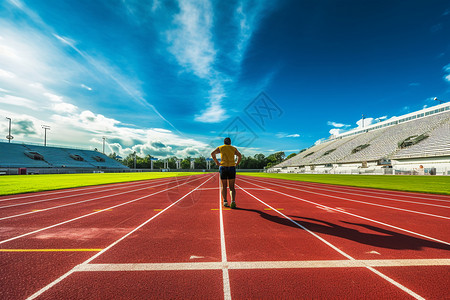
[230,201,236,209]
[223,201,229,207]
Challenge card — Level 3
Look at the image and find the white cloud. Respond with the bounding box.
[0,95,38,110]
[167,0,215,79]
[327,121,349,128]
[356,117,374,128]
[374,116,387,122]
[329,128,342,136]
[165,0,274,123]
[81,84,92,91]
[51,102,78,114]
[44,92,63,102]
[0,68,16,78]
[443,63,450,82]
[445,74,450,82]
[276,132,300,138]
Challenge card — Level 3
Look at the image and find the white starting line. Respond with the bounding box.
[74,258,450,272]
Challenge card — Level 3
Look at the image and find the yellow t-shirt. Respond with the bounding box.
[219,145,236,167]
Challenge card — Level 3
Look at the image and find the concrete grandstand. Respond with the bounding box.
[269,103,450,175]
[0,142,128,174]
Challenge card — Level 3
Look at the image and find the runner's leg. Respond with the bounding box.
[221,179,228,203]
[229,179,236,202]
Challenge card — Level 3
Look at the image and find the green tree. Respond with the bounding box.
[285,153,297,160]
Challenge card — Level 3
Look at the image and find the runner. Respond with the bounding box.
[211,137,242,208]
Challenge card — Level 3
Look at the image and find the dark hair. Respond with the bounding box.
[224,137,231,145]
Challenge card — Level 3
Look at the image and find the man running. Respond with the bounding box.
[211,137,242,209]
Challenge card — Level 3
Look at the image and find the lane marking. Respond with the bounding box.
[0,175,208,245]
[218,174,232,300]
[153,209,163,211]
[0,249,102,252]
[238,184,426,300]
[93,209,112,212]
[0,177,191,221]
[73,258,450,271]
[211,208,231,211]
[264,208,284,211]
[241,178,450,220]
[240,178,450,246]
[26,174,215,300]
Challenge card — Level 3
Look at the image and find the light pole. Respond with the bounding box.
[133,151,137,169]
[434,97,444,104]
[41,125,50,146]
[102,136,106,154]
[6,117,13,143]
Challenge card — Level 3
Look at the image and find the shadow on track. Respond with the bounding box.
[235,207,450,251]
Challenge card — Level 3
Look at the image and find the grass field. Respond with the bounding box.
[1,172,449,196]
[0,172,203,196]
[241,173,450,195]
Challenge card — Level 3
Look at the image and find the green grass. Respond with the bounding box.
[239,173,450,195]
[0,172,204,196]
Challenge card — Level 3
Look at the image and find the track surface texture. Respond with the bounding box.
[0,173,449,299]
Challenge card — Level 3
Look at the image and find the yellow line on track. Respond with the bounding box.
[0,249,103,252]
[154,209,163,211]
[93,209,112,211]
[264,208,284,211]
[211,208,232,210]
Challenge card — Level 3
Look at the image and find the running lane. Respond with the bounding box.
[0,175,211,299]
[232,176,449,299]
[23,174,224,299]
[240,176,450,247]
[223,178,424,299]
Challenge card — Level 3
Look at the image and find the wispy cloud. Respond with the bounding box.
[166,0,215,79]
[276,132,300,138]
[81,84,92,91]
[164,0,274,123]
[0,95,38,110]
[444,63,450,82]
[327,121,350,128]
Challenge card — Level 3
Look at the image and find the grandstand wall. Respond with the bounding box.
[269,103,450,175]
[0,142,128,174]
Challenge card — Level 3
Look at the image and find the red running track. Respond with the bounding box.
[0,173,449,299]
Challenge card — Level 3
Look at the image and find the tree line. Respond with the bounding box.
[108,151,296,169]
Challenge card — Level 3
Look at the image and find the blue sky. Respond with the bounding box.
[1,0,449,158]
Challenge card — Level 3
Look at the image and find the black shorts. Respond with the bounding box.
[219,166,236,180]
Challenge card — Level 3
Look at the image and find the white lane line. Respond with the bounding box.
[195,187,269,191]
[219,174,232,300]
[0,178,192,221]
[290,180,450,202]
[0,175,209,245]
[244,176,450,203]
[73,258,450,271]
[239,178,450,246]
[240,177,450,220]
[237,185,425,300]
[0,176,177,209]
[244,176,450,209]
[0,176,178,202]
[243,180,450,220]
[26,174,214,300]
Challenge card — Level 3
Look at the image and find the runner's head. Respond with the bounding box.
[224,137,231,145]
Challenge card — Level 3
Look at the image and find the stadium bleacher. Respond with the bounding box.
[272,103,450,175]
[0,142,128,173]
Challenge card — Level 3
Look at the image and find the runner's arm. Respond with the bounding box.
[235,149,242,166]
[211,147,221,166]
